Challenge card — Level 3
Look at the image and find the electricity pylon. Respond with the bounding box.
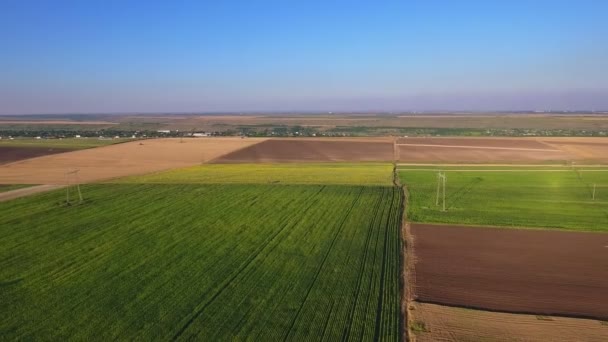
[65,169,83,205]
[436,172,446,212]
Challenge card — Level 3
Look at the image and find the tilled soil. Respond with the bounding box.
[214,138,395,162]
[0,146,75,164]
[397,137,554,149]
[411,223,608,320]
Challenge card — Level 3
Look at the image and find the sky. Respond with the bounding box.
[1,0,607,114]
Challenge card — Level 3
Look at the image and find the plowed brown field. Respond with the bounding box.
[0,146,74,164]
[411,223,608,320]
[214,138,394,162]
[412,302,608,342]
[396,137,608,163]
[0,138,266,184]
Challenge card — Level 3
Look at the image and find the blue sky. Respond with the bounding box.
[1,0,607,114]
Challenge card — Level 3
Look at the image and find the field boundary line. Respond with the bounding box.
[397,163,608,167]
[395,143,561,152]
[0,184,65,202]
[397,168,608,172]
[394,163,414,342]
[409,221,608,234]
[205,138,269,164]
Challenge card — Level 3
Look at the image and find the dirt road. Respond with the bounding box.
[0,185,65,202]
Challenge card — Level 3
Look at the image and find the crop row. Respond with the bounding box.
[0,183,401,340]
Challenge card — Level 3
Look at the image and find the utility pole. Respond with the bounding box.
[65,169,83,205]
[65,171,71,204]
[436,172,447,211]
[593,184,596,201]
[393,137,401,162]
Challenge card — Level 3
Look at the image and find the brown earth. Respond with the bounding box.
[214,138,394,163]
[396,137,608,163]
[0,146,75,164]
[412,302,608,342]
[411,223,608,320]
[397,137,554,149]
[0,138,266,184]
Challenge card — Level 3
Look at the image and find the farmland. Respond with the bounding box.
[118,163,394,186]
[411,224,608,319]
[0,184,31,193]
[400,166,608,231]
[214,138,394,163]
[0,183,402,340]
[396,137,608,164]
[0,138,131,164]
[0,137,127,149]
[412,302,608,342]
[0,138,266,184]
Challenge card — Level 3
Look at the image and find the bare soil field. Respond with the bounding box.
[412,302,608,342]
[542,137,608,161]
[411,223,608,320]
[0,146,75,164]
[214,138,394,163]
[0,138,265,184]
[397,137,608,163]
[397,137,554,149]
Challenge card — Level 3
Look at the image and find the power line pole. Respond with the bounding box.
[436,172,447,211]
[65,169,83,205]
[65,171,71,204]
[593,184,596,201]
[436,172,440,206]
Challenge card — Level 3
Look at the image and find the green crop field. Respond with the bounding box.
[399,167,608,231]
[118,163,394,186]
[0,137,129,149]
[0,183,402,340]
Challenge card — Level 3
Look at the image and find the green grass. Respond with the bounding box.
[410,321,428,333]
[0,184,32,193]
[0,183,402,340]
[400,168,608,231]
[0,137,129,149]
[118,163,395,186]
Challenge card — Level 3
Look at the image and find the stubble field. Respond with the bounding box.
[0,138,266,184]
[396,137,608,164]
[412,302,608,342]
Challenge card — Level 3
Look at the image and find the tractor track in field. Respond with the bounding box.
[284,188,364,340]
[171,186,328,340]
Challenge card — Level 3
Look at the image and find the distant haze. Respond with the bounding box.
[1,1,607,114]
